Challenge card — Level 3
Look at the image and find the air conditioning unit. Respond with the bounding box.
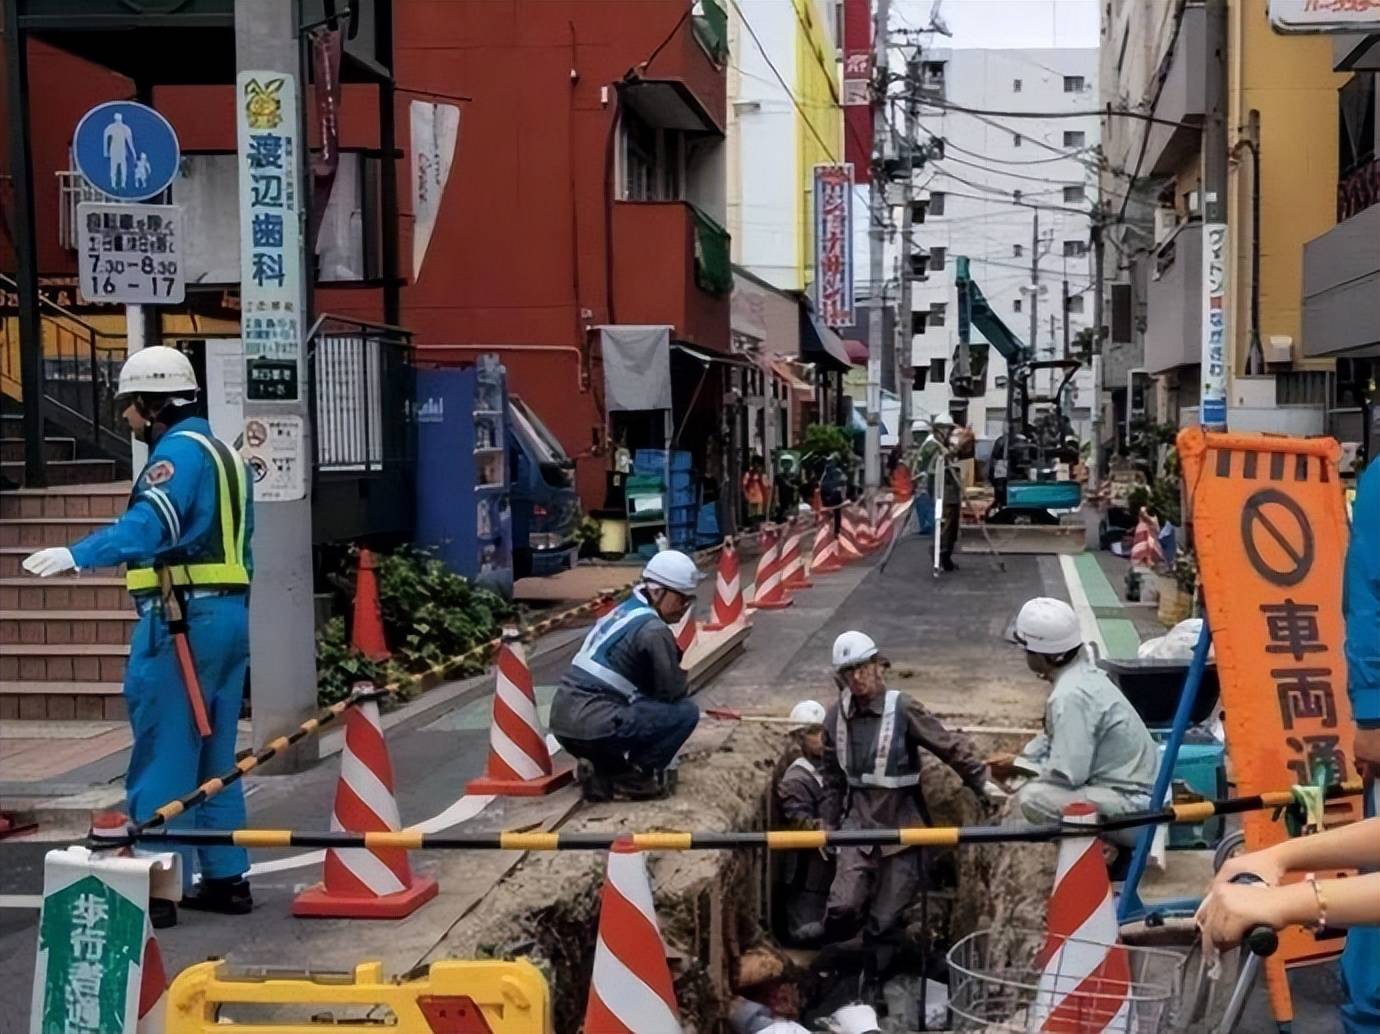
[1153,207,1177,245]
[1266,335,1294,365]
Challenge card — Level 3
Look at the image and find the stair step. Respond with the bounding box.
[0,681,126,722]
[0,642,129,683]
[1,458,117,486]
[0,517,113,548]
[1,482,131,519]
[0,437,76,462]
[0,610,138,646]
[0,547,122,579]
[0,576,131,611]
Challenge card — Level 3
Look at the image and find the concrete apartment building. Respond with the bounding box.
[1099,0,1361,439]
[905,47,1100,441]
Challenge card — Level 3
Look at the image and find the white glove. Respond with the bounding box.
[22,547,77,578]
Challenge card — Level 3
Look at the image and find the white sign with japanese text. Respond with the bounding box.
[242,414,306,502]
[236,71,304,403]
[813,165,855,329]
[1269,0,1380,33]
[410,100,461,281]
[76,202,184,305]
[1200,223,1228,429]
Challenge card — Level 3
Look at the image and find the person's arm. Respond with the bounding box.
[819,716,846,829]
[1041,693,1095,789]
[1197,872,1380,948]
[637,621,689,702]
[907,698,989,793]
[777,771,823,829]
[1344,463,1380,739]
[1215,817,1380,886]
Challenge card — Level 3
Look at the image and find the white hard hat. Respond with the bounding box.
[832,630,879,670]
[642,549,701,595]
[826,1004,882,1034]
[116,346,198,399]
[1014,597,1083,655]
[788,700,826,725]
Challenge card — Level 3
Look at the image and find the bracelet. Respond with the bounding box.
[1304,873,1328,932]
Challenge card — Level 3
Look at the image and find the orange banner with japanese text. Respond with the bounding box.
[1179,428,1363,968]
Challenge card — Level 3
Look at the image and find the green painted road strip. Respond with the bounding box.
[1063,552,1144,660]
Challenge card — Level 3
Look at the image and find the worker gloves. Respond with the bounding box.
[22,546,77,578]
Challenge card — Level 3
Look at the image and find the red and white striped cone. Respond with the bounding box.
[294,688,440,918]
[837,508,864,562]
[748,526,794,610]
[873,498,915,545]
[704,540,746,631]
[811,519,844,574]
[136,927,167,1034]
[1030,803,1132,1032]
[466,631,573,797]
[584,838,682,1033]
[670,606,698,655]
[781,519,813,590]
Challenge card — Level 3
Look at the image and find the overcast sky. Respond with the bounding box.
[893,0,1099,49]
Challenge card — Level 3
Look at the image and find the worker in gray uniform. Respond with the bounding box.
[775,699,833,945]
[820,631,997,942]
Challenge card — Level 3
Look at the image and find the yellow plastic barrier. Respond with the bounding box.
[166,958,552,1034]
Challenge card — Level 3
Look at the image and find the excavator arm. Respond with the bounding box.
[955,255,1030,374]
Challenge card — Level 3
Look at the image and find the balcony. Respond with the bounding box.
[1144,4,1206,178]
[611,201,730,351]
[1144,221,1202,375]
[1302,203,1380,358]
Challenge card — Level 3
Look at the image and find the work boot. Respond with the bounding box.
[609,768,669,801]
[577,759,614,803]
[148,898,178,930]
[181,876,253,915]
[941,556,958,572]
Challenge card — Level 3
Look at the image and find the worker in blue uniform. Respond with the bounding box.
[24,346,253,928]
[1342,456,1380,1034]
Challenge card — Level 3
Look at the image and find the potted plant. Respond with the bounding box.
[1158,548,1198,627]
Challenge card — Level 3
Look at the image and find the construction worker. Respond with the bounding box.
[549,549,701,802]
[913,407,974,571]
[1003,597,1157,845]
[1341,456,1379,1033]
[22,346,253,926]
[729,945,810,1034]
[775,699,833,944]
[820,631,994,942]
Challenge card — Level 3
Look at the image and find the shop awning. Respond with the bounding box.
[800,312,853,372]
[672,342,752,367]
[620,78,723,136]
[769,357,815,400]
[844,339,869,364]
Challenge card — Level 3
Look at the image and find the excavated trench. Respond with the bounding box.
[430,722,1048,1031]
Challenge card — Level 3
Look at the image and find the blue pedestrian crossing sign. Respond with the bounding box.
[72,101,181,202]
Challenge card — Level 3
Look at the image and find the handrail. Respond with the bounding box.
[306,311,414,346]
[0,271,125,350]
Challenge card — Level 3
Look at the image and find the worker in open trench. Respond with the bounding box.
[548,549,701,802]
[819,631,999,952]
[995,597,1158,848]
[774,699,833,945]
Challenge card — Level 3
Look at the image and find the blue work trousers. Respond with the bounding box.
[1341,780,1380,1034]
[914,490,935,534]
[555,697,699,774]
[126,592,250,888]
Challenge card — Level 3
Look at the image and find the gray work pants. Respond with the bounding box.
[826,846,921,939]
[1016,780,1151,847]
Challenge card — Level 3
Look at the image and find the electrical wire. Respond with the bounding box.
[1115,0,1192,225]
[637,0,696,74]
[917,94,1200,130]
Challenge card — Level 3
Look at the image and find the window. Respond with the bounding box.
[911,200,928,223]
[929,302,947,327]
[1063,185,1085,203]
[1063,130,1086,148]
[911,311,928,335]
[1013,78,1023,93]
[1066,295,1085,314]
[1064,239,1088,258]
[1013,243,1024,258]
[620,107,684,201]
[1063,75,1085,93]
[929,357,947,382]
[927,192,946,217]
[929,246,947,271]
[1013,298,1023,313]
[1013,133,1023,148]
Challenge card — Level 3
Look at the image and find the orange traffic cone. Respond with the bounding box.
[466,630,573,796]
[584,838,682,1033]
[352,548,391,662]
[811,520,843,574]
[1030,803,1132,1031]
[748,526,793,610]
[293,689,439,918]
[781,518,813,590]
[704,540,746,631]
[137,929,167,1033]
[670,606,698,655]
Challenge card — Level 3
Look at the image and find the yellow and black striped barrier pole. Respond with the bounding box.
[122,779,1365,851]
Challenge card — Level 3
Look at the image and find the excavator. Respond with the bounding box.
[949,256,1087,551]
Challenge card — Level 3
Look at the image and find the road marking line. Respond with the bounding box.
[1060,553,1107,656]
[0,895,43,910]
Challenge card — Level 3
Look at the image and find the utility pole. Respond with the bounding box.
[1028,210,1040,357]
[1061,278,1071,360]
[235,0,319,770]
[1090,215,1106,493]
[863,0,891,491]
[896,46,922,453]
[1200,0,1229,430]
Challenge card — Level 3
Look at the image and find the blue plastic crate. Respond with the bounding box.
[696,503,720,539]
[1168,743,1227,850]
[634,449,692,475]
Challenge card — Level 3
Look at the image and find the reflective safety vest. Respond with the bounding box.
[126,430,250,593]
[569,593,661,702]
[835,689,921,790]
[787,755,824,787]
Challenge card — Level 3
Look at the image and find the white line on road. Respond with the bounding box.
[1059,554,1107,656]
[0,895,43,910]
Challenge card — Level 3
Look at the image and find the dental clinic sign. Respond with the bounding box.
[1270,0,1380,33]
[1201,223,1228,430]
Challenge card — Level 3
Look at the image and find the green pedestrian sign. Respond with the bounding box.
[34,873,146,1034]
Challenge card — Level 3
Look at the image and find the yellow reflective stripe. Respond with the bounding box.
[172,430,245,568]
[126,564,250,591]
[233,451,248,561]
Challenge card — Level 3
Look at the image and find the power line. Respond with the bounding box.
[918,94,1200,130]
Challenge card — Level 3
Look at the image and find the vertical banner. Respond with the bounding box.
[308,27,343,235]
[410,100,462,281]
[1179,428,1363,970]
[814,164,855,328]
[236,72,304,405]
[842,0,872,182]
[1200,222,1228,429]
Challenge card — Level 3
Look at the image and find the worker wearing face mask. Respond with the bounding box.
[549,549,702,802]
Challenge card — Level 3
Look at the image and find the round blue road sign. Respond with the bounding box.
[72,101,181,202]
